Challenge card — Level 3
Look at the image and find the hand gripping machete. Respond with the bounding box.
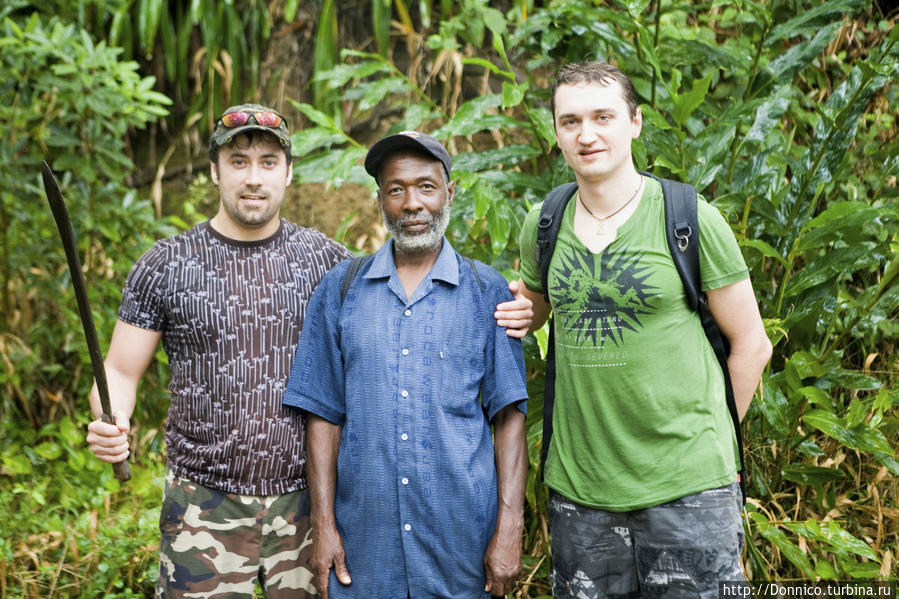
[42,161,131,482]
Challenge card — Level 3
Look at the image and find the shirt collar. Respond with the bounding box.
[365,238,459,287]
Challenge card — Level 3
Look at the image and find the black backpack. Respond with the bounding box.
[535,172,746,503]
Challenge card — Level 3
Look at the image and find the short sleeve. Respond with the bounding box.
[478,270,528,421]
[518,203,544,294]
[283,262,349,424]
[118,244,169,331]
[697,198,749,292]
[314,229,354,268]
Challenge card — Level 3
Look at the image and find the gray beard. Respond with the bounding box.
[384,204,451,256]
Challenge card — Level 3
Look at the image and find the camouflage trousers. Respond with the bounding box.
[548,482,745,599]
[156,471,316,598]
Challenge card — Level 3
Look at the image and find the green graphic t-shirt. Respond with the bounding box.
[520,177,748,511]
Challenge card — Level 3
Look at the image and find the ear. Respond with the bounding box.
[210,162,219,186]
[446,181,455,207]
[631,107,643,140]
[284,161,293,186]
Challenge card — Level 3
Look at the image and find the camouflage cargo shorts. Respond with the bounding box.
[156,471,316,599]
[549,482,745,599]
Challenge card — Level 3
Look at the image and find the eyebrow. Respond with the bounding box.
[557,107,619,119]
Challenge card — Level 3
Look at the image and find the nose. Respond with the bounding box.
[578,121,599,144]
[245,162,262,186]
[400,188,425,212]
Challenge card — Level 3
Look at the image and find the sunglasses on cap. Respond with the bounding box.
[218,110,285,128]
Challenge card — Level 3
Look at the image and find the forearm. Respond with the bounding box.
[492,405,527,534]
[90,319,161,418]
[518,280,551,334]
[306,414,342,528]
[705,279,772,421]
[89,364,138,419]
[727,335,772,421]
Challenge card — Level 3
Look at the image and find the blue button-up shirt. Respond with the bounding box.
[284,239,527,598]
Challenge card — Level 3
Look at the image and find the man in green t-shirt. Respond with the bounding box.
[517,61,773,598]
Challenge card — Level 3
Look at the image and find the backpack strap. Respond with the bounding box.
[536,183,579,303]
[339,255,372,306]
[462,255,484,292]
[534,182,576,478]
[649,172,747,504]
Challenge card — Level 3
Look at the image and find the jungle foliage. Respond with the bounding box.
[0,0,897,596]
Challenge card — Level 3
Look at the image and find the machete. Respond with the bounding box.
[41,161,131,482]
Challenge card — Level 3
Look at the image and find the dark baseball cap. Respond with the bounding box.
[364,131,452,183]
[210,104,291,151]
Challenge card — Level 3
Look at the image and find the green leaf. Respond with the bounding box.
[501,81,527,109]
[671,73,712,127]
[767,23,841,83]
[472,180,492,219]
[2,453,32,475]
[292,101,341,131]
[781,464,844,486]
[292,127,348,158]
[802,409,893,455]
[814,559,839,580]
[800,386,831,408]
[750,512,816,578]
[488,201,511,254]
[528,106,556,147]
[782,520,879,561]
[845,398,867,429]
[785,245,878,298]
[372,0,391,56]
[343,77,413,111]
[452,144,541,172]
[482,7,506,37]
[739,239,790,268]
[34,441,62,460]
[758,380,793,436]
[797,202,882,251]
[789,351,828,378]
[58,417,83,445]
[284,0,299,21]
[745,93,791,143]
[766,0,863,45]
[461,57,513,80]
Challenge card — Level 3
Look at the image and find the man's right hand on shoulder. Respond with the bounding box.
[310,523,351,599]
[86,410,131,463]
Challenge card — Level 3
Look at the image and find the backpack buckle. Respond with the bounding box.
[675,225,692,252]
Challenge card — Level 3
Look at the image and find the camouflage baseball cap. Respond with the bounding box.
[210,104,290,151]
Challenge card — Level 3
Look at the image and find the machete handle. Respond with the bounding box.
[100,412,132,481]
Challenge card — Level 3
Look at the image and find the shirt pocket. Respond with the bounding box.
[439,334,486,418]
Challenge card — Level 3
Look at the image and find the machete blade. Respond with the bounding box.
[42,161,131,482]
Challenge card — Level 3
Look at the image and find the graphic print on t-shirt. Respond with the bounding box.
[553,244,659,350]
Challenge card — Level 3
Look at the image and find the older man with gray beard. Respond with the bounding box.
[283,132,529,599]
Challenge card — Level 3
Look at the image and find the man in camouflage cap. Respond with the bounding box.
[86,103,352,597]
[85,107,535,598]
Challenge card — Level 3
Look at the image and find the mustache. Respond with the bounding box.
[393,210,435,227]
[238,187,270,199]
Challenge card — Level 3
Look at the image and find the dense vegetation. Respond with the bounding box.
[1,0,896,596]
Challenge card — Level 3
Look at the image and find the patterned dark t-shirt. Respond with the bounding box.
[119,219,351,495]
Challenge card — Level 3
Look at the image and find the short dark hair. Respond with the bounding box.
[209,130,292,166]
[551,61,639,120]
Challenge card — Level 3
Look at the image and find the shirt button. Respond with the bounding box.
[401,477,409,485]
[404,524,411,531]
[401,433,408,441]
[402,348,409,355]
[404,309,412,316]
[401,390,409,397]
